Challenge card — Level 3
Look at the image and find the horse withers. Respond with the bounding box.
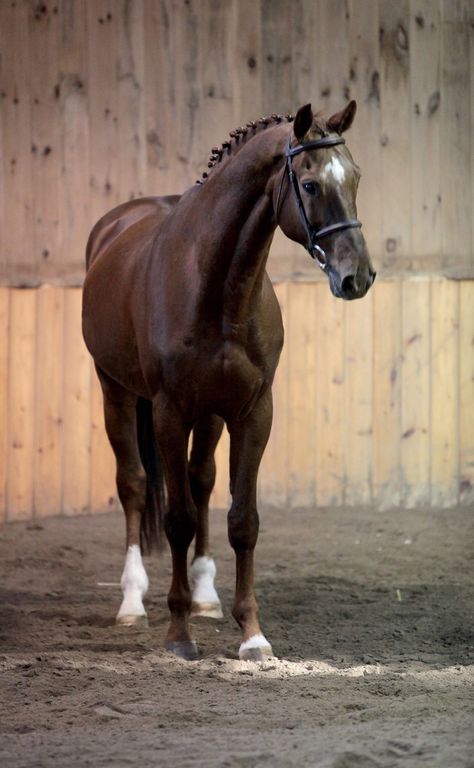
[82,101,375,660]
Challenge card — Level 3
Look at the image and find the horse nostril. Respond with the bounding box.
[341,274,357,296]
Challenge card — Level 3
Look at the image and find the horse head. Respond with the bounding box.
[275,101,376,300]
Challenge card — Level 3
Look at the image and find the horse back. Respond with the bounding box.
[85,195,181,270]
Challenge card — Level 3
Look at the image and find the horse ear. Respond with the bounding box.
[293,103,313,142]
[327,100,357,134]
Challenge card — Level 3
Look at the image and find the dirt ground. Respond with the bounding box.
[0,504,473,768]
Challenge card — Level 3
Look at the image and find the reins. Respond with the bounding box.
[277,133,362,271]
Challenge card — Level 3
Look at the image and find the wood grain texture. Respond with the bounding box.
[34,287,64,518]
[379,0,411,269]
[440,1,472,275]
[430,279,459,506]
[373,280,402,507]
[401,279,431,507]
[410,0,442,270]
[459,280,474,505]
[7,291,36,520]
[0,279,472,522]
[343,288,374,505]
[259,283,289,507]
[287,283,317,507]
[314,284,345,507]
[62,289,91,516]
[0,288,9,521]
[0,1,473,285]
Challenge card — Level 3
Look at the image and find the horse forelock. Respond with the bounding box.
[197,112,295,184]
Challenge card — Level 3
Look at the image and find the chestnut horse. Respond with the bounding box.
[82,102,375,660]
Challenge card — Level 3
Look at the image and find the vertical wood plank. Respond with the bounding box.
[459,280,474,505]
[347,0,382,262]
[401,279,431,506]
[143,0,175,196]
[62,289,91,516]
[87,0,121,220]
[315,284,345,506]
[194,0,235,188]
[58,0,90,283]
[259,282,288,506]
[430,279,459,506]
[0,1,33,284]
[173,0,201,189]
[379,0,411,269]
[291,0,317,108]
[35,287,64,518]
[116,0,146,200]
[410,0,441,268]
[343,289,374,505]
[0,288,9,521]
[440,0,472,276]
[287,283,317,507]
[373,281,402,507]
[261,0,293,116]
[28,1,61,282]
[316,0,350,115]
[7,290,36,520]
[90,369,117,514]
[233,0,262,123]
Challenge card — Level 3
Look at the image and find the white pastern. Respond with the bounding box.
[116,544,149,620]
[321,157,345,184]
[191,556,221,606]
[239,633,272,654]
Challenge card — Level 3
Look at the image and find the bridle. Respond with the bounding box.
[278,133,362,272]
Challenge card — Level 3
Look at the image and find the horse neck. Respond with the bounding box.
[191,125,287,336]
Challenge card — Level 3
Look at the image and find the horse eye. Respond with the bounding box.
[302,181,321,197]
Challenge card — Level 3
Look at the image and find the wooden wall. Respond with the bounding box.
[0,1,473,520]
[1,279,472,524]
[0,0,473,285]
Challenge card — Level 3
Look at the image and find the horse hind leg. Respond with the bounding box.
[98,369,150,628]
[189,415,225,619]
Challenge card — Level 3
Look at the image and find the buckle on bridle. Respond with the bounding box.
[311,243,327,271]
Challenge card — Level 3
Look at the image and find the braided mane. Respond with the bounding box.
[197,112,295,184]
[197,110,333,184]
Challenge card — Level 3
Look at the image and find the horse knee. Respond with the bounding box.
[228,505,259,552]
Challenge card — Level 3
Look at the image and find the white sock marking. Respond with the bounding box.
[321,156,345,184]
[191,556,220,605]
[116,545,149,619]
[239,633,272,653]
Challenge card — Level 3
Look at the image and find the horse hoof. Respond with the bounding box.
[116,614,149,628]
[239,645,273,662]
[165,640,200,660]
[191,601,224,619]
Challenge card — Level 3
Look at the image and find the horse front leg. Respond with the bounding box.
[228,390,273,661]
[153,398,198,660]
[189,414,225,619]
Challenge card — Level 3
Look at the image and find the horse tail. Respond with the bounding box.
[136,397,166,554]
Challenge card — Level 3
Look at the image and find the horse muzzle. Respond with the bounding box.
[328,265,376,301]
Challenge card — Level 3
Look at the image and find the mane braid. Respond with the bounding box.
[196,112,294,184]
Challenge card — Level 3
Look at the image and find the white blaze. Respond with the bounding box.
[322,157,346,184]
[116,544,149,619]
